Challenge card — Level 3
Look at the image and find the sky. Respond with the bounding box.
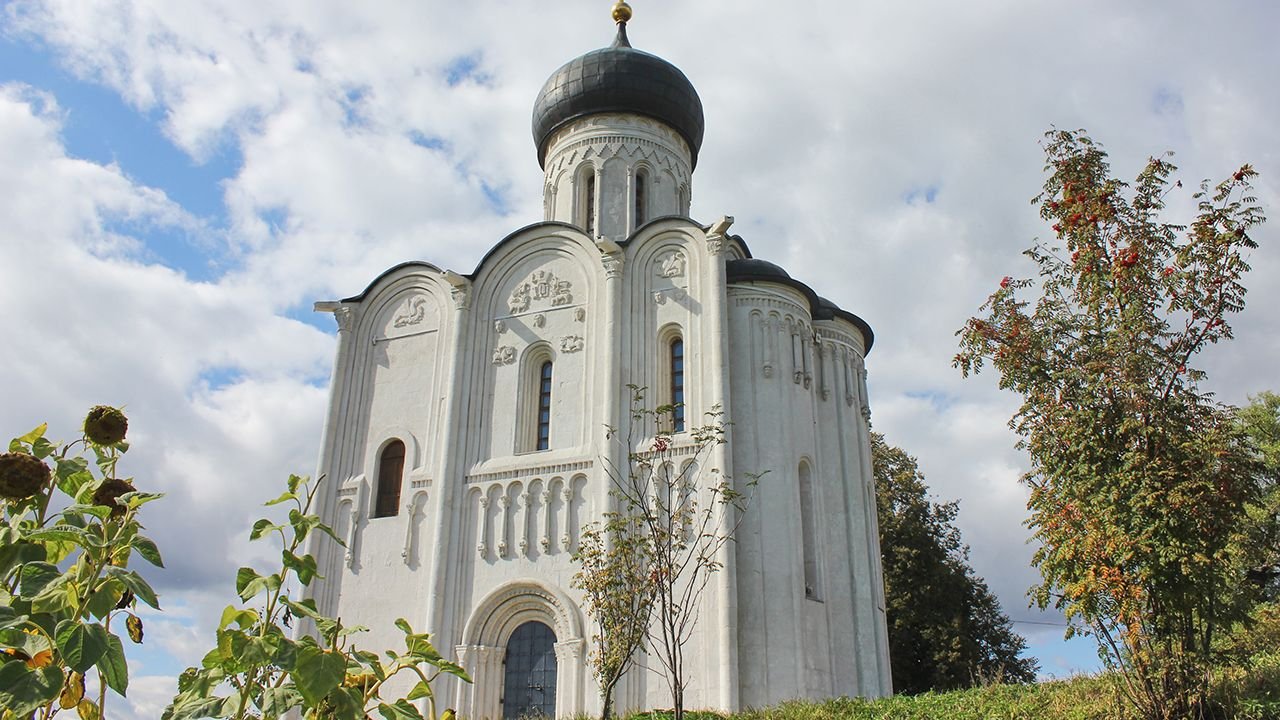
[1,0,1278,716]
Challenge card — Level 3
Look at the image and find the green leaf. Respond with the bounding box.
[0,542,46,586]
[217,605,259,631]
[118,490,164,510]
[98,632,129,695]
[260,685,303,717]
[282,550,320,585]
[162,694,228,720]
[234,567,280,602]
[435,659,471,683]
[0,662,64,717]
[84,578,126,620]
[103,566,161,609]
[19,561,61,599]
[250,518,283,541]
[405,680,433,701]
[55,620,110,673]
[292,645,346,706]
[288,508,322,542]
[53,456,93,500]
[30,573,74,615]
[24,527,89,545]
[131,535,165,567]
[280,597,322,621]
[15,422,48,446]
[264,490,299,507]
[313,519,347,548]
[378,699,427,720]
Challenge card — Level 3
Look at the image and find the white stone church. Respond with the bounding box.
[308,5,892,717]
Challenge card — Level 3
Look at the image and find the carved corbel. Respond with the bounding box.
[706,215,734,255]
[597,238,624,279]
[444,271,471,310]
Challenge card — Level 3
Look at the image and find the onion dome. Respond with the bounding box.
[532,2,705,169]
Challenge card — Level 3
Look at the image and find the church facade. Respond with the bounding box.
[309,6,892,717]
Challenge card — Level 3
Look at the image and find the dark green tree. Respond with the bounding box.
[1237,392,1280,600]
[873,432,1038,694]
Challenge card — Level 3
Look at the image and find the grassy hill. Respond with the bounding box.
[628,661,1280,720]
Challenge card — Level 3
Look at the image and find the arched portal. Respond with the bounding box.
[502,621,558,719]
[455,580,586,720]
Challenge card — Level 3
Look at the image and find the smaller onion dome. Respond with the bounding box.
[532,9,705,169]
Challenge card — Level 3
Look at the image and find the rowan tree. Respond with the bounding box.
[955,129,1266,719]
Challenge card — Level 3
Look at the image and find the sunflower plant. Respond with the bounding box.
[163,474,470,720]
[0,406,162,719]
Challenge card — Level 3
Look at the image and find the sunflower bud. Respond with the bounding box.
[92,478,135,517]
[0,452,50,500]
[84,406,128,446]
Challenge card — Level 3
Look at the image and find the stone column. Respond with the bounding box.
[554,638,586,718]
[426,275,472,641]
[597,239,625,515]
[306,304,355,620]
[703,219,738,710]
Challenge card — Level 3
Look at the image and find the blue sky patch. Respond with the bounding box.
[409,130,446,151]
[444,52,491,87]
[1151,86,1184,117]
[480,179,510,215]
[905,389,953,412]
[903,184,940,205]
[0,36,238,222]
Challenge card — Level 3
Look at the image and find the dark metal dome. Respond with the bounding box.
[532,24,705,169]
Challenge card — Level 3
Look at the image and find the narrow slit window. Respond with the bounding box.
[635,172,647,227]
[799,462,821,599]
[584,173,596,236]
[374,440,405,518]
[537,361,553,451]
[671,338,685,432]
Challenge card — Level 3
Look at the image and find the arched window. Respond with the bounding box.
[537,361,553,451]
[635,170,648,227]
[670,338,685,433]
[799,462,821,599]
[583,171,596,236]
[374,440,405,518]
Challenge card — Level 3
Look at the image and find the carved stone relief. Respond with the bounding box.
[392,296,428,328]
[509,270,574,314]
[494,320,507,334]
[492,346,516,365]
[560,336,584,353]
[658,251,686,278]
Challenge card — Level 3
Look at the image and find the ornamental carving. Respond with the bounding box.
[509,270,574,313]
[494,320,507,334]
[334,307,354,333]
[658,251,686,278]
[393,296,429,328]
[492,346,516,365]
[560,336,584,353]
